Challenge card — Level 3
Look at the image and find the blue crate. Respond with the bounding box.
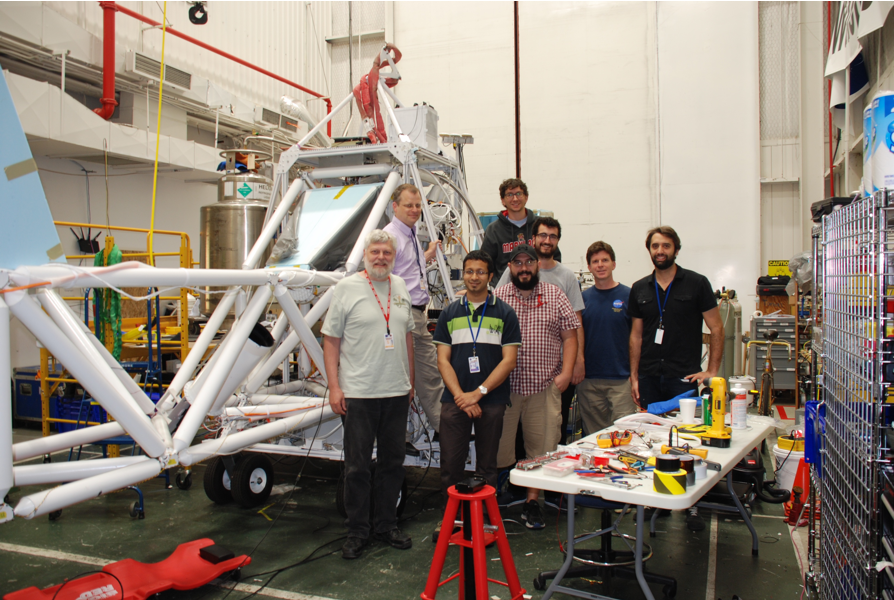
[54,397,106,433]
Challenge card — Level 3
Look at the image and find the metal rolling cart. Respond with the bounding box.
[814,192,894,599]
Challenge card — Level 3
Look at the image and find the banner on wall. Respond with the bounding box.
[825,1,894,78]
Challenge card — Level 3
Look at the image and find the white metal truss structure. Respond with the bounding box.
[0,78,481,521]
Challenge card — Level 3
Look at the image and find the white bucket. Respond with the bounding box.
[728,376,756,406]
[772,444,805,493]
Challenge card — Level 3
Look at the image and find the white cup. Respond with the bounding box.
[679,398,697,424]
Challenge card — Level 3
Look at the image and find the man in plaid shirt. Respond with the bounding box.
[494,244,579,529]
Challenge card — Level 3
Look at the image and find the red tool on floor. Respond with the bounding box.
[5,539,249,600]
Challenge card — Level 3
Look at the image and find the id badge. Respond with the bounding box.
[654,328,664,345]
[468,356,481,373]
[384,333,395,350]
[420,278,426,291]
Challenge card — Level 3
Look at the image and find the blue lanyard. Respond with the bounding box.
[654,277,673,328]
[409,229,425,279]
[464,295,489,356]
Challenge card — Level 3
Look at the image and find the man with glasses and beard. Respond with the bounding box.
[323,229,416,560]
[494,244,579,529]
[495,217,585,444]
[627,226,724,409]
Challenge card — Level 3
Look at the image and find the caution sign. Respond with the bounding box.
[768,260,791,277]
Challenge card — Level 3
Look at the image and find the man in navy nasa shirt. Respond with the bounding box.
[577,241,637,434]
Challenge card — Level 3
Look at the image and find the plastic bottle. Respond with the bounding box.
[731,392,748,429]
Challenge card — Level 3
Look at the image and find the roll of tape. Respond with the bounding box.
[653,469,688,495]
[679,456,695,485]
[656,455,681,473]
[694,460,708,480]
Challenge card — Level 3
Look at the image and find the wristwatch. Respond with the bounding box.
[478,385,488,395]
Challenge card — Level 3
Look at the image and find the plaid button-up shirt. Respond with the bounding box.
[494,281,580,396]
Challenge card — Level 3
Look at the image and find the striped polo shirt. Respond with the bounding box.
[432,293,522,406]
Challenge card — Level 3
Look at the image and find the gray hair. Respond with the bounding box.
[364,228,397,252]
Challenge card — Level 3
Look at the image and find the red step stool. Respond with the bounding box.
[422,484,525,600]
[5,539,249,600]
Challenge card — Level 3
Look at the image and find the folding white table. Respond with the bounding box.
[510,421,775,600]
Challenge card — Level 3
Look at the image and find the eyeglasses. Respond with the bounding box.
[535,233,559,241]
[463,269,489,276]
[511,259,536,267]
[503,192,525,199]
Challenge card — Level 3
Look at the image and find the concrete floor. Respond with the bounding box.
[1,426,806,600]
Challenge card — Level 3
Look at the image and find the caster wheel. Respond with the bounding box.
[175,471,192,490]
[663,584,677,598]
[203,457,233,504]
[533,577,545,591]
[232,454,274,508]
[129,501,144,519]
[48,510,62,521]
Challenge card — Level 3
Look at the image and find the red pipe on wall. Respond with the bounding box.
[95,1,333,135]
[827,1,835,196]
[93,1,118,119]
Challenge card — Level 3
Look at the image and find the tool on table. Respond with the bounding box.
[596,430,633,448]
[581,478,641,492]
[516,450,569,471]
[700,377,732,448]
[661,446,721,471]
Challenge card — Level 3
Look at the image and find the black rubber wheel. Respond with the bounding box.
[663,583,677,598]
[533,576,545,591]
[232,454,274,508]
[175,471,192,490]
[48,510,62,521]
[129,501,140,518]
[337,464,409,519]
[203,457,233,505]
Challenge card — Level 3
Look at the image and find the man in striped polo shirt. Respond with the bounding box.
[433,250,521,532]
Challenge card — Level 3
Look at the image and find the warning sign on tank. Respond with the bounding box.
[767,260,791,277]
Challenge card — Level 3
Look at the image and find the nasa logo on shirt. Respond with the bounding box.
[612,299,624,313]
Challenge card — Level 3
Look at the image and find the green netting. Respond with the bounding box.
[93,245,123,359]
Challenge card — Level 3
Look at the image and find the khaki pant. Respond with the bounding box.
[412,307,444,432]
[496,383,562,469]
[576,378,635,436]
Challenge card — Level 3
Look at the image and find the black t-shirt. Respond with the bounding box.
[626,266,717,378]
[432,294,522,405]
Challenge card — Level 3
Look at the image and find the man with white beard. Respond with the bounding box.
[323,229,416,559]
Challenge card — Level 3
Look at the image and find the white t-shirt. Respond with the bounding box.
[321,272,416,398]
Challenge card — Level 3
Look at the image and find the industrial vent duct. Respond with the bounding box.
[254,107,298,134]
[126,50,192,90]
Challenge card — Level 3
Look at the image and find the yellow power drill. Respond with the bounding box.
[701,377,732,448]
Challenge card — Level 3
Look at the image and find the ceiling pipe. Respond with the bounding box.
[106,1,333,134]
[94,1,118,119]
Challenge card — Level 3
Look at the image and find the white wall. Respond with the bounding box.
[396,1,760,314]
[657,2,760,316]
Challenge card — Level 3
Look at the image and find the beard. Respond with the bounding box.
[363,256,394,280]
[536,244,556,260]
[651,253,677,271]
[511,270,539,291]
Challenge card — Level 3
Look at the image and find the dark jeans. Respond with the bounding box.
[439,401,506,506]
[344,395,408,538]
[638,375,698,407]
[560,383,576,445]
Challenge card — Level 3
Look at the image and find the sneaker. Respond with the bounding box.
[521,499,545,530]
[376,528,412,549]
[341,535,369,559]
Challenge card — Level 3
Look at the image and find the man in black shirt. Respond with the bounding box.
[627,226,724,407]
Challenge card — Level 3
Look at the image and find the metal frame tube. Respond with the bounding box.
[245,287,334,393]
[12,422,125,462]
[377,81,409,142]
[410,162,455,302]
[243,179,306,270]
[38,290,155,414]
[14,458,161,519]
[179,404,333,465]
[14,457,148,486]
[172,285,273,451]
[344,171,402,273]
[157,286,240,412]
[308,165,394,180]
[273,285,327,383]
[0,297,12,500]
[5,291,165,458]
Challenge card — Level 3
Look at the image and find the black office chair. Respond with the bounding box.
[533,494,677,598]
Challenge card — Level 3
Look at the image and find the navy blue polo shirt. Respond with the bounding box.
[581,283,631,379]
[432,293,522,406]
